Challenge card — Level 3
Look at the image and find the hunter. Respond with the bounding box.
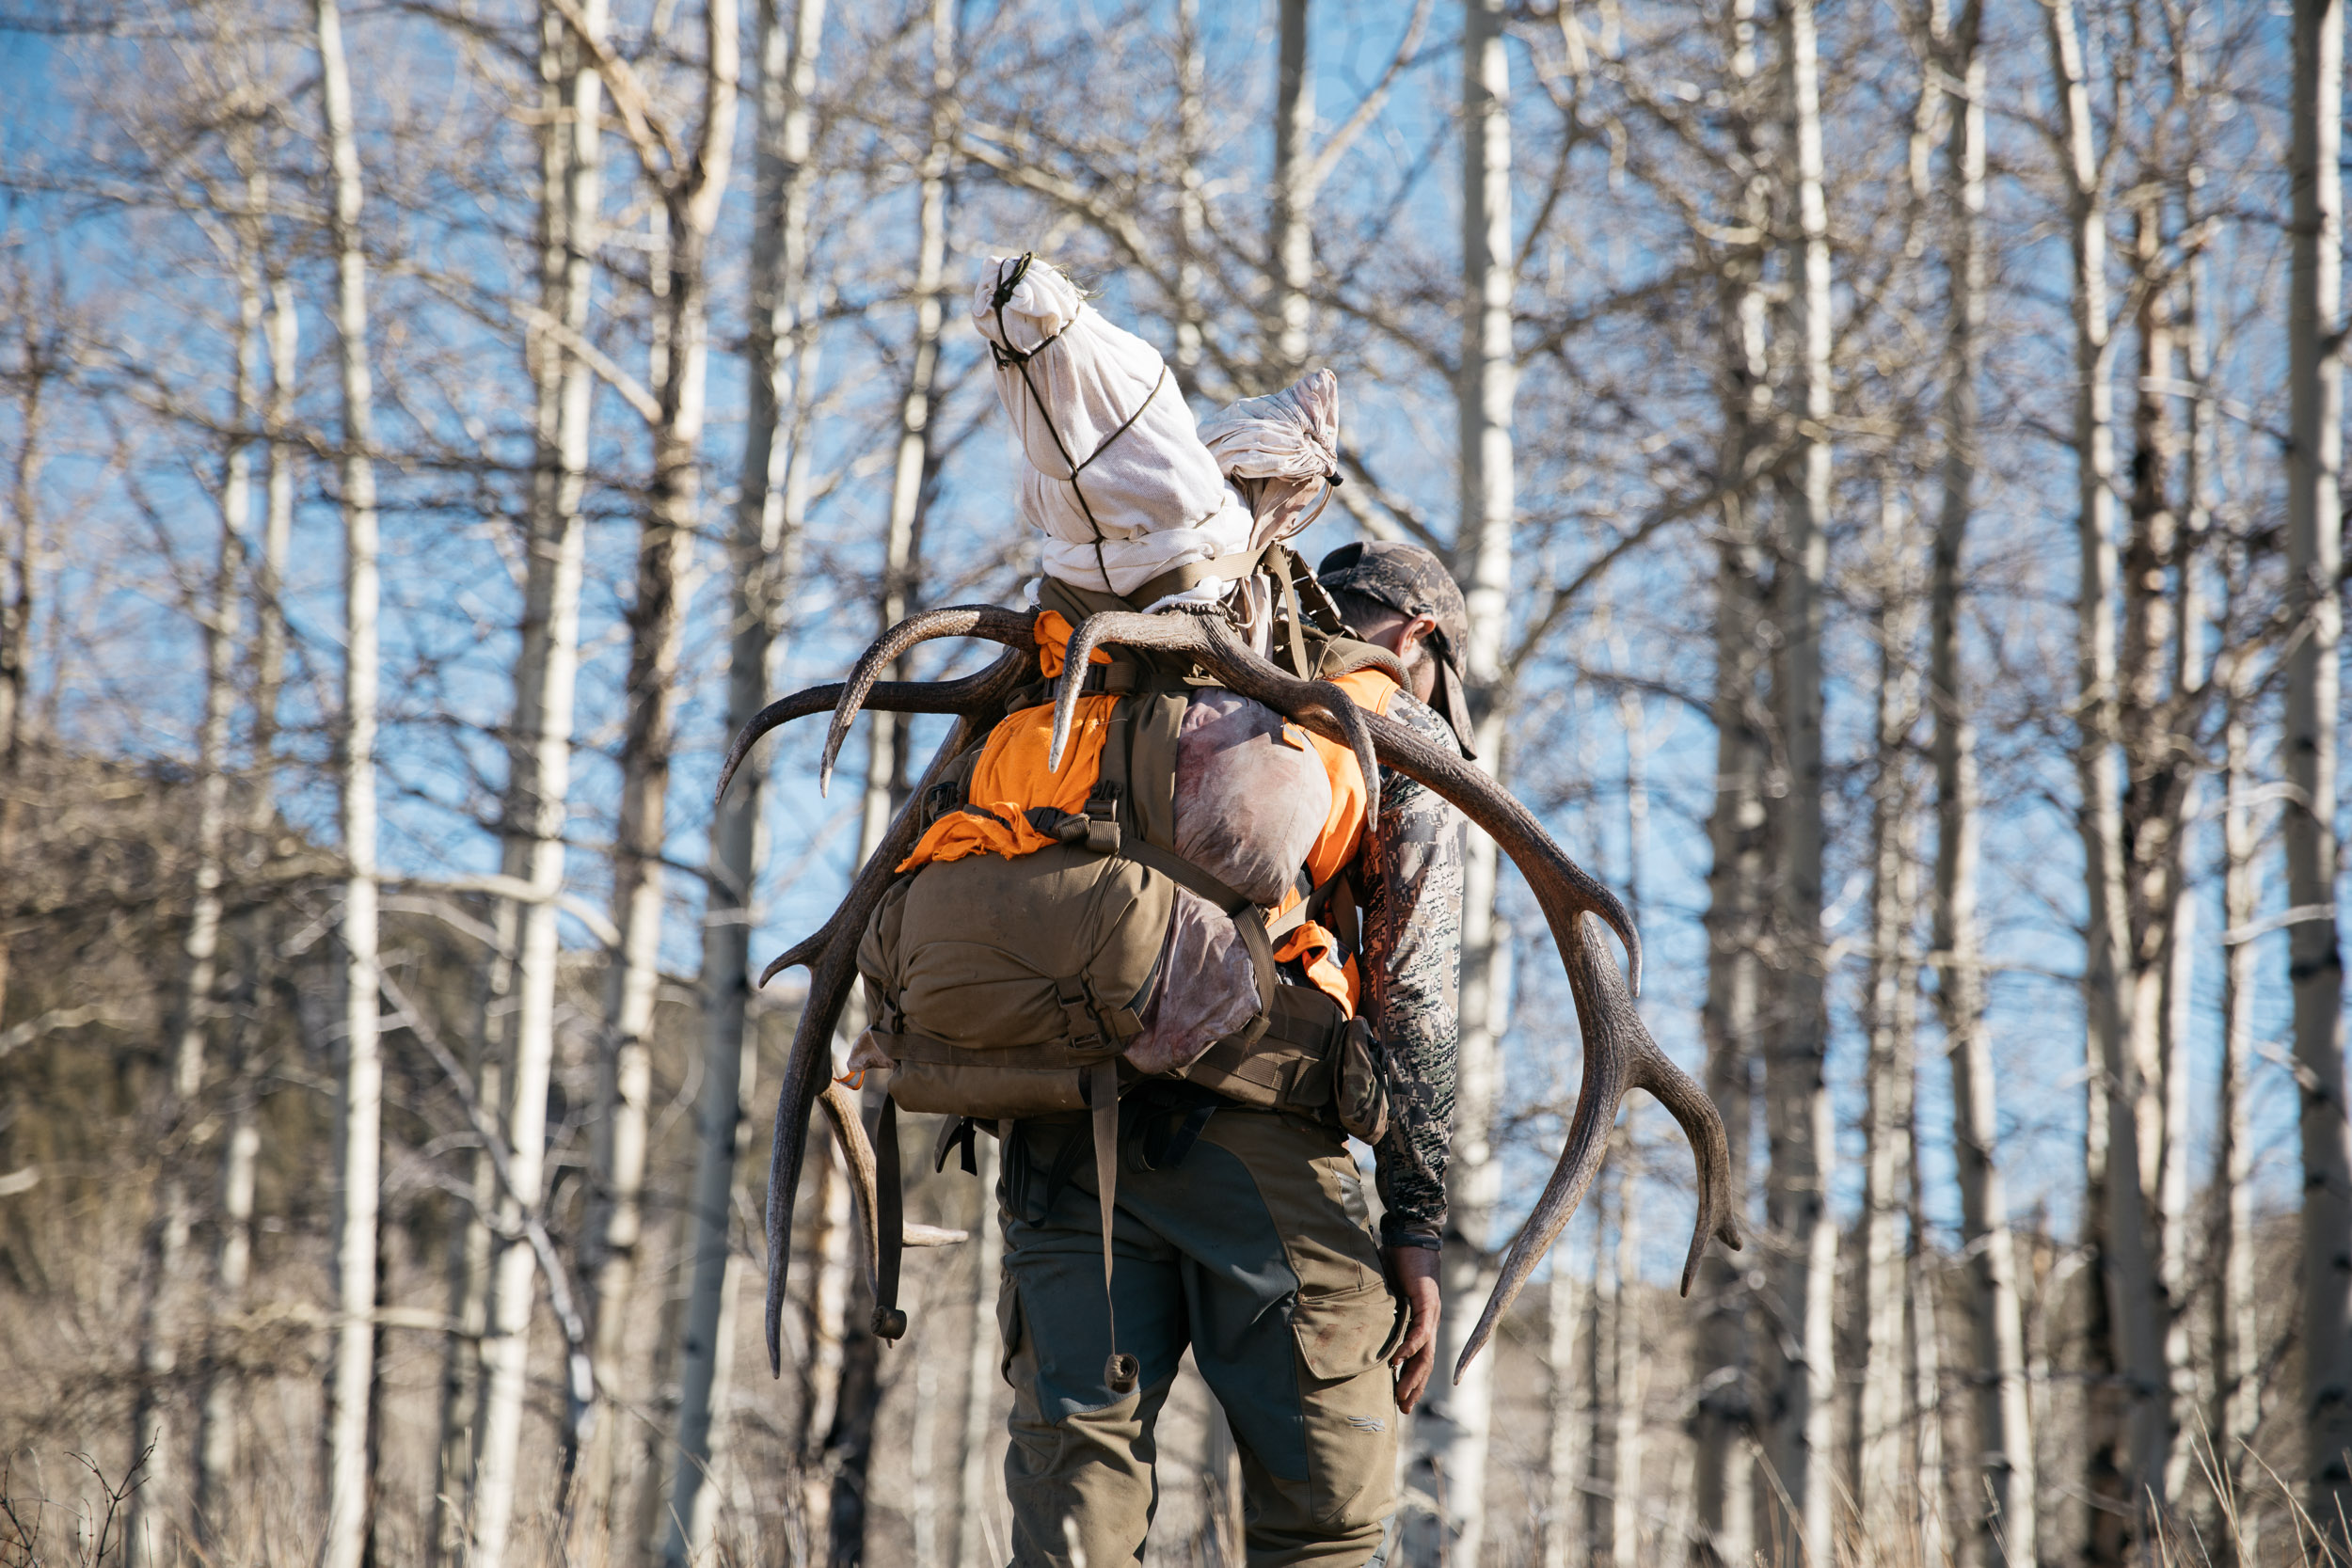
[991,539,1473,1566]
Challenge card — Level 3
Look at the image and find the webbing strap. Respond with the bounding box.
[1127,546,1268,612]
[1265,866,1353,945]
[1090,1059,1139,1394]
[872,1096,908,1339]
[1270,545,1312,678]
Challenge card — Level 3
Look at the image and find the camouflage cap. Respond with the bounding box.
[1315,540,1477,757]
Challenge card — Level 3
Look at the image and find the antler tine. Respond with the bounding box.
[818,607,1038,796]
[816,1077,882,1301]
[718,651,1032,807]
[1449,911,1741,1382]
[762,709,999,1376]
[1041,609,1178,773]
[1296,676,1381,828]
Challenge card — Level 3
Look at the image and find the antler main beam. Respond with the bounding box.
[1031,610,1736,1381]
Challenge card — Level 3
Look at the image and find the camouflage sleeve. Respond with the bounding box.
[1359,690,1465,1249]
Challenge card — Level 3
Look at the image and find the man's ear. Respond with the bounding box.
[1396,614,1440,658]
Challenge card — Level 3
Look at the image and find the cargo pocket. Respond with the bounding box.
[1291,1281,1397,1384]
[1289,1280,1402,1528]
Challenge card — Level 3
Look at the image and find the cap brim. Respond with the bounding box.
[1435,657,1478,759]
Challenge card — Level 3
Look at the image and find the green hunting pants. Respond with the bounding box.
[993,1096,1405,1568]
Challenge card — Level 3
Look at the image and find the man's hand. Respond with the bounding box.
[1383,1244,1441,1414]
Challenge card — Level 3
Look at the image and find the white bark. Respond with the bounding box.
[1762,4,1836,1557]
[911,1320,942,1568]
[315,5,382,1565]
[2287,0,2352,1532]
[1269,0,1312,380]
[1611,1144,1643,1568]
[1906,1149,1946,1564]
[1542,1262,1582,1568]
[2045,2,2167,1544]
[859,0,954,861]
[1173,0,1206,390]
[131,141,262,1567]
[1202,1398,1242,1561]
[1852,478,1917,1544]
[1692,22,1770,1536]
[249,277,296,804]
[2213,701,2260,1542]
[1928,15,2036,1560]
[1403,7,1512,1559]
[798,1142,855,1545]
[956,1134,1006,1568]
[658,3,822,1560]
[469,8,609,1560]
[185,146,268,1552]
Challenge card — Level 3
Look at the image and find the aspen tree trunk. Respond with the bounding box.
[1692,14,1770,1538]
[1542,1262,1582,1568]
[2122,202,2197,1503]
[857,0,954,865]
[910,1323,941,1568]
[807,21,952,1562]
[955,1135,1005,1568]
[1268,0,1312,382]
[1612,1141,1643,1568]
[129,150,262,1567]
[0,353,28,1025]
[1851,478,1917,1545]
[2213,701,2259,1560]
[0,299,40,1030]
[2287,0,2352,1535]
[1906,1145,1947,1564]
[1203,1399,1243,1562]
[798,1141,855,1547]
[468,10,609,1561]
[200,251,294,1548]
[2154,246,2205,1510]
[1585,1210,1610,1557]
[1929,15,2037,1560]
[2045,3,2166,1550]
[2203,274,2257,1538]
[197,1074,258,1537]
[315,6,383,1565]
[1403,6,1512,1559]
[1173,0,1206,393]
[181,148,267,1556]
[661,13,827,1556]
[1761,4,1836,1558]
[250,279,296,799]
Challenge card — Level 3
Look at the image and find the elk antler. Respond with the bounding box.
[817,606,1041,795]
[1025,610,1737,1381]
[729,629,1035,1378]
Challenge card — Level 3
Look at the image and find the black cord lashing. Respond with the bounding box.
[988,253,1171,595]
